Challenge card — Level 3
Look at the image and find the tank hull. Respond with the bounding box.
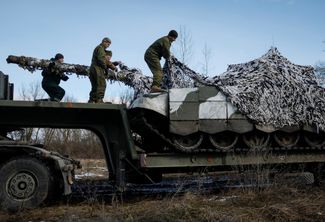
[129,86,325,153]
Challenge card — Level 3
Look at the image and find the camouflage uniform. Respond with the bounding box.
[106,60,117,71]
[144,36,171,88]
[41,60,66,101]
[104,50,121,79]
[89,44,107,103]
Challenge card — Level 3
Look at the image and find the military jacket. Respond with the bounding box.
[145,36,171,60]
[106,61,116,70]
[91,44,106,69]
[42,60,63,84]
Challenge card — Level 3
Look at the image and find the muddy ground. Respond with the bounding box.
[1,159,325,222]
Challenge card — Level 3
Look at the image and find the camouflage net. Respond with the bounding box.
[161,57,215,90]
[6,55,153,98]
[6,55,89,76]
[6,48,325,131]
[168,47,325,131]
[6,55,206,98]
[117,64,152,98]
[216,48,324,130]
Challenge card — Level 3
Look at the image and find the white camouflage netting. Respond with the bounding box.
[7,48,325,131]
[116,64,152,98]
[165,47,325,131]
[117,59,209,97]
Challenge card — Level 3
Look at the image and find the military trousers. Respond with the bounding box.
[42,79,65,102]
[144,55,163,88]
[89,66,106,102]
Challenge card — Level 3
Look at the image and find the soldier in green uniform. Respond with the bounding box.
[144,30,178,93]
[104,50,121,73]
[41,53,69,102]
[88,37,111,103]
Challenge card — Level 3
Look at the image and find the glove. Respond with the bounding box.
[48,61,55,69]
[61,75,69,81]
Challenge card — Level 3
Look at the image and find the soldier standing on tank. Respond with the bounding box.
[144,30,178,93]
[41,53,69,102]
[88,37,111,103]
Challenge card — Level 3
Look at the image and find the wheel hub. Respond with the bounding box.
[274,131,300,148]
[243,130,270,150]
[304,131,325,148]
[173,133,204,151]
[209,131,238,151]
[7,172,37,200]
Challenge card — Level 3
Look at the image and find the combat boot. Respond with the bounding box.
[51,97,61,102]
[150,86,167,93]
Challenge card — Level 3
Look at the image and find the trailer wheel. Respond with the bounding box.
[0,157,51,211]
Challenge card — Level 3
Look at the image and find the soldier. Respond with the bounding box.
[88,37,111,103]
[41,53,69,102]
[144,30,178,93]
[104,50,121,73]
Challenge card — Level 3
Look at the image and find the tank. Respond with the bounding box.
[128,48,325,153]
[128,85,325,153]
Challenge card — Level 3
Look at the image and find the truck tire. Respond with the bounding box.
[0,157,51,211]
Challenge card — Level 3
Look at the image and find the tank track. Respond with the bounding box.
[139,116,325,154]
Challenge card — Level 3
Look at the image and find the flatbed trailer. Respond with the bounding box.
[1,99,325,209]
[0,100,135,185]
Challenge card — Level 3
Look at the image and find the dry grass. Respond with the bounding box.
[1,159,324,221]
[1,184,325,222]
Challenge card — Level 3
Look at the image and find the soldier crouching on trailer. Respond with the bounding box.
[41,53,69,102]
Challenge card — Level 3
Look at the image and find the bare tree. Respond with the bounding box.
[315,41,325,86]
[201,43,212,76]
[119,88,134,106]
[43,128,55,146]
[315,62,325,86]
[20,81,45,101]
[62,94,77,102]
[9,80,104,158]
[16,81,44,142]
[176,25,193,65]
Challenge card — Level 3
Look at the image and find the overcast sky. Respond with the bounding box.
[0,0,324,101]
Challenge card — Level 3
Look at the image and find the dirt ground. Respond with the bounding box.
[1,159,325,222]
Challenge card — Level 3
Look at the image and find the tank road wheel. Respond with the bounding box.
[0,157,51,211]
[243,130,270,150]
[274,131,300,148]
[303,131,325,148]
[173,133,204,152]
[209,131,238,151]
